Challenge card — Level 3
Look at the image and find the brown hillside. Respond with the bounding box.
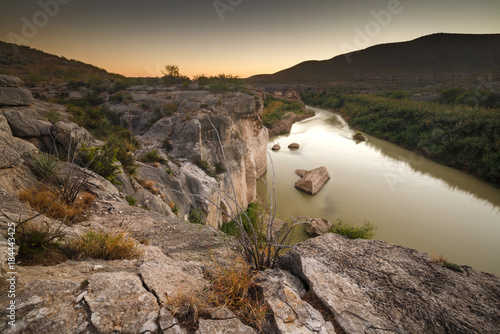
[248,33,500,89]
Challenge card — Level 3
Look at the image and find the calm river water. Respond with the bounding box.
[257,106,500,276]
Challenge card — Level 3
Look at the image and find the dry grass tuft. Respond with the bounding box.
[68,229,142,260]
[206,256,268,331]
[137,178,161,195]
[430,252,464,273]
[19,186,95,223]
[165,256,268,332]
[165,289,212,331]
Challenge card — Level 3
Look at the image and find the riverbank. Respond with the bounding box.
[301,92,500,187]
[263,94,315,137]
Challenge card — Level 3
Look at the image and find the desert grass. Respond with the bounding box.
[68,229,142,260]
[19,186,95,223]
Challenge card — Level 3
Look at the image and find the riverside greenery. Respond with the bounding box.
[302,91,500,186]
[262,95,306,129]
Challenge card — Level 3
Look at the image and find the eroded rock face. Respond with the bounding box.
[111,88,269,228]
[280,233,500,334]
[294,166,330,195]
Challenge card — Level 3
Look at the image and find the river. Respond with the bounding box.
[257,106,500,276]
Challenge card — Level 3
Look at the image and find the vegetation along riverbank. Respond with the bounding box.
[301,90,500,186]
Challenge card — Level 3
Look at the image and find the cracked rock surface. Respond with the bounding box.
[280,233,500,334]
[85,272,159,333]
[260,268,336,334]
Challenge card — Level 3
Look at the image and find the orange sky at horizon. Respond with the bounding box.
[1,0,499,78]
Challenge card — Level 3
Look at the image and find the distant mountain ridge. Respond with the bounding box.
[248,33,500,89]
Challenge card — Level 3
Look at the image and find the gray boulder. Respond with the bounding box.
[280,233,500,334]
[0,132,38,168]
[0,75,33,107]
[1,107,52,137]
[260,269,336,333]
[0,75,24,87]
[295,166,330,195]
[304,218,333,237]
[51,120,94,152]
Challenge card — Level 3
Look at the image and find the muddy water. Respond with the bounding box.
[257,106,500,275]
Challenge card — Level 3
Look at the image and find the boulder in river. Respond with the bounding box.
[271,144,281,151]
[288,142,300,149]
[295,166,330,195]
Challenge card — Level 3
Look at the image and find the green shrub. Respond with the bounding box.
[126,195,137,206]
[27,152,60,181]
[161,138,173,152]
[195,159,210,172]
[189,208,205,225]
[329,219,376,239]
[109,91,134,104]
[78,144,121,183]
[220,202,260,238]
[438,87,467,105]
[214,161,226,174]
[262,95,306,128]
[163,103,178,116]
[140,149,167,164]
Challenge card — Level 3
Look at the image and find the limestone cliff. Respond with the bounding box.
[108,87,269,227]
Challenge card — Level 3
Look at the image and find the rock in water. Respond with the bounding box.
[288,142,300,149]
[280,233,500,334]
[295,166,330,195]
[295,169,308,178]
[271,144,281,150]
[305,217,333,237]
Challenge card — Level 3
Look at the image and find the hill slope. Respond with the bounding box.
[248,33,500,89]
[0,41,125,86]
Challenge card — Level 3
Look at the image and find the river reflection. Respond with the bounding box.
[257,106,500,275]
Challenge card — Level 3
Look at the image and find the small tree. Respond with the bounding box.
[163,64,180,78]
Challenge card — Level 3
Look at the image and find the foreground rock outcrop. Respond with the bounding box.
[280,233,500,334]
[294,166,330,195]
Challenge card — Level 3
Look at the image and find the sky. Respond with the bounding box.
[1,0,499,78]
